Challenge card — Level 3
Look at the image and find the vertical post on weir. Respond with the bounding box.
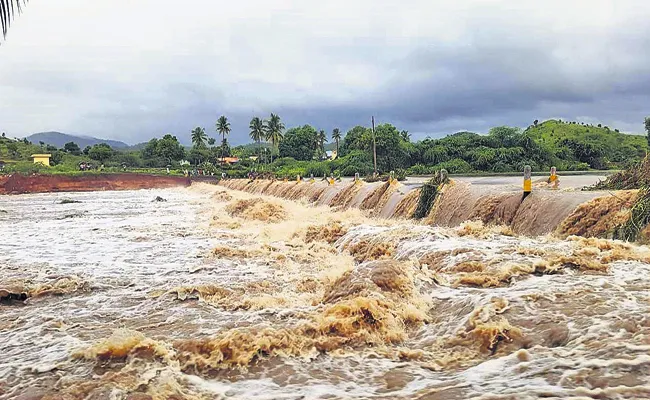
[371,116,377,177]
[309,173,315,183]
[389,170,396,184]
[549,166,558,189]
[523,165,532,200]
[354,172,361,185]
[297,174,301,182]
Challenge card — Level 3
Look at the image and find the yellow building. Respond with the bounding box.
[31,154,52,166]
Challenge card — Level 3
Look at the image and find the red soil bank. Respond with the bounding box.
[0,174,190,195]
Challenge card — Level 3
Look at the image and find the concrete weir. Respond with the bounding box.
[219,177,630,238]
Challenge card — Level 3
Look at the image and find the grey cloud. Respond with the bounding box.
[1,0,649,144]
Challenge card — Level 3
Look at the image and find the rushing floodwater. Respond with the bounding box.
[1,184,650,399]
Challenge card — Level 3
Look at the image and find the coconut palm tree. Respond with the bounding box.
[264,113,284,163]
[332,128,341,157]
[249,117,264,163]
[317,129,327,159]
[216,115,231,162]
[191,127,207,148]
[1,0,27,39]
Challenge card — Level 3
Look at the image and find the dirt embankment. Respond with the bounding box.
[0,174,191,195]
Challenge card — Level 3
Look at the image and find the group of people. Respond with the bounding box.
[78,162,99,171]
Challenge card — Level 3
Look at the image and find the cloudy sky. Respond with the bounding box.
[1,0,649,145]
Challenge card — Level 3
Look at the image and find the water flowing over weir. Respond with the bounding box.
[3,183,650,399]
[219,179,623,237]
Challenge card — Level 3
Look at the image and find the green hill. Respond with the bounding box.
[525,120,647,169]
[0,136,87,173]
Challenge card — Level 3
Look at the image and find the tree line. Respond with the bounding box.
[2,116,648,177]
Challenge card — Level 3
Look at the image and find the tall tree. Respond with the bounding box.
[216,115,231,161]
[400,130,411,142]
[331,128,341,157]
[264,113,285,163]
[64,141,81,155]
[156,134,186,164]
[191,127,208,149]
[249,117,265,163]
[279,125,318,161]
[317,129,327,159]
[645,117,650,148]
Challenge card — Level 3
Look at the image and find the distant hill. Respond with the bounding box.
[24,132,129,149]
[525,120,647,168]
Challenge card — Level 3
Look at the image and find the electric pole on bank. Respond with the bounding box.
[371,116,377,177]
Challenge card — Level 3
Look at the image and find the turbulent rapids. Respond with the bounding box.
[2,181,650,399]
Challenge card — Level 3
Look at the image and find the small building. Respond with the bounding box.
[217,157,240,165]
[31,154,51,166]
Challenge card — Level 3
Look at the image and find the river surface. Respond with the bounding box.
[1,184,650,399]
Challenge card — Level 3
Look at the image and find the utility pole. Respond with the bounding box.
[371,116,377,177]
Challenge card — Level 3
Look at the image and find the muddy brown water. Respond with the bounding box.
[1,183,649,399]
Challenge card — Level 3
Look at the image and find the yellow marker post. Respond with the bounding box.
[523,165,532,199]
[389,170,396,185]
[354,172,361,185]
[296,174,301,182]
[548,166,559,189]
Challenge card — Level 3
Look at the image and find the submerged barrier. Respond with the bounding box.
[218,175,639,239]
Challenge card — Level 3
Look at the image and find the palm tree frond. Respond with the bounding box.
[1,0,27,39]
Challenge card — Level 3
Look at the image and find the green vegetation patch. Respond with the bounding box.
[413,170,449,219]
[613,187,650,241]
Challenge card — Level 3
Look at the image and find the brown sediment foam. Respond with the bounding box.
[322,261,415,304]
[346,239,395,262]
[211,245,261,259]
[74,329,175,361]
[556,191,637,238]
[462,298,523,354]
[171,261,427,372]
[225,198,286,222]
[304,222,348,244]
[392,188,421,219]
[456,220,514,238]
[453,263,536,288]
[425,297,525,370]
[166,283,302,311]
[452,252,608,288]
[210,190,233,202]
[172,297,419,370]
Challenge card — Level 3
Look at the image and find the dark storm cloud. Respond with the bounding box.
[1,0,649,144]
